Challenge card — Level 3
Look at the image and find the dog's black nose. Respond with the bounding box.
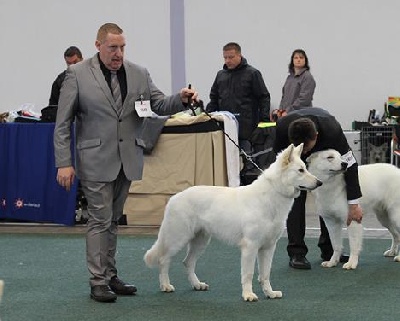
[341,162,347,170]
[317,180,323,187]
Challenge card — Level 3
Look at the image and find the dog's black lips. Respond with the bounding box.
[298,186,309,191]
[298,185,315,191]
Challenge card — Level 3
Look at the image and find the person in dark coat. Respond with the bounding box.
[49,46,83,106]
[206,42,271,149]
[206,42,271,184]
[274,107,363,269]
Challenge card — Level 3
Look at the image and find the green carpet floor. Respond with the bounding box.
[0,233,399,321]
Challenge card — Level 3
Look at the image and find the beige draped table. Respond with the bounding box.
[123,114,239,226]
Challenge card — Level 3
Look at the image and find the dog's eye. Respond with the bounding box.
[299,168,305,173]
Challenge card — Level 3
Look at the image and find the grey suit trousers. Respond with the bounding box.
[80,168,131,287]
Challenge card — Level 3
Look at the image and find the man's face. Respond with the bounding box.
[302,137,317,155]
[96,32,125,71]
[223,49,242,69]
[65,54,82,66]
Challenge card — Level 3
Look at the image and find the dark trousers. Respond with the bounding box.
[286,190,333,258]
[239,139,254,186]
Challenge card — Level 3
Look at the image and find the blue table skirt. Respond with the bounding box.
[0,123,77,226]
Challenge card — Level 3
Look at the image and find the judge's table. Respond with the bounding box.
[123,113,240,226]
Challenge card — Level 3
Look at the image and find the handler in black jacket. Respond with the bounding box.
[206,42,271,141]
[273,107,363,269]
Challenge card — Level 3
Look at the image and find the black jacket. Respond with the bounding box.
[273,107,362,201]
[206,57,270,140]
[49,70,66,106]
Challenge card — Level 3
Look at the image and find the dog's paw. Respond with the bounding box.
[394,255,400,262]
[242,291,259,302]
[383,249,396,257]
[342,261,358,270]
[321,260,338,268]
[261,282,283,299]
[265,290,283,299]
[193,282,209,291]
[160,284,175,292]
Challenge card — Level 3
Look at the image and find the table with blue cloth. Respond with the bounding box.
[0,122,77,226]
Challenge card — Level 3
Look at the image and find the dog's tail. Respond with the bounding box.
[144,240,161,268]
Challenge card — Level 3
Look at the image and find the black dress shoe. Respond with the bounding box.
[289,255,311,269]
[109,276,137,295]
[90,285,117,303]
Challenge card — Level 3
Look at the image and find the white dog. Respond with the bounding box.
[306,149,400,269]
[144,144,322,302]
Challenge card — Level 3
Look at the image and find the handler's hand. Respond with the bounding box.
[57,166,75,192]
[347,203,363,226]
[180,86,199,104]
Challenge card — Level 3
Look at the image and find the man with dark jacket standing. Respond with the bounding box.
[273,107,363,269]
[206,42,271,155]
[49,46,83,106]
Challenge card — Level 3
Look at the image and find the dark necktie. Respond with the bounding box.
[110,71,122,113]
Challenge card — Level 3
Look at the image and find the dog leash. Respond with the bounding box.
[186,93,263,174]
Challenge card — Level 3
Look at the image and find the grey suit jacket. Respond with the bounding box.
[54,54,185,182]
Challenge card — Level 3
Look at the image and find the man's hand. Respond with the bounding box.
[347,203,363,226]
[180,86,199,104]
[56,166,75,191]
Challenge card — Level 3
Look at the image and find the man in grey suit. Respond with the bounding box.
[54,23,198,303]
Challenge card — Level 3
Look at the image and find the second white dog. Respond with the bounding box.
[307,149,400,269]
[144,144,322,301]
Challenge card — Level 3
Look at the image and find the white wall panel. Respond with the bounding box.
[185,0,400,129]
[0,0,171,114]
[1,0,400,130]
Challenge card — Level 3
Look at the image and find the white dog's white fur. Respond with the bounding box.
[307,149,400,269]
[144,144,322,302]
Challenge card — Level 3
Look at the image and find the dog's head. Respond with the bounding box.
[306,149,348,182]
[368,142,388,163]
[274,144,322,196]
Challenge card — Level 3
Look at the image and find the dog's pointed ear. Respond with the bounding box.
[293,143,304,157]
[279,144,294,166]
[280,143,303,166]
[289,143,303,162]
